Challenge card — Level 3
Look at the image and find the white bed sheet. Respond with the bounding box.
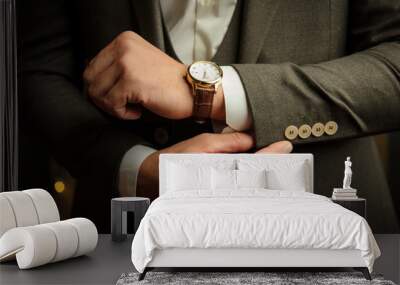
[131,190,380,273]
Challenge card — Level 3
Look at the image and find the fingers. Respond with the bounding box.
[92,79,142,120]
[105,83,142,119]
[84,31,145,83]
[84,31,147,120]
[114,105,142,120]
[166,134,293,158]
[221,126,235,134]
[202,132,255,153]
[256,141,293,154]
[84,42,115,83]
[87,62,121,99]
[93,98,142,120]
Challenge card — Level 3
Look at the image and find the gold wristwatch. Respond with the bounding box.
[186,61,223,123]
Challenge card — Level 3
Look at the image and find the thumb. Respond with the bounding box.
[256,141,293,154]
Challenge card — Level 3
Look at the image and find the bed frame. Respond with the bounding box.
[139,248,371,280]
[139,154,372,281]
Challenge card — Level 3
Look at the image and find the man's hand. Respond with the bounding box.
[136,132,293,199]
[83,31,226,121]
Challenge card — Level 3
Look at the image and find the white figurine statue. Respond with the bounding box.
[342,157,353,189]
[332,156,357,199]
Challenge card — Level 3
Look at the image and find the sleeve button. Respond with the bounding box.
[298,124,312,139]
[325,121,338,135]
[311,122,325,137]
[284,125,299,140]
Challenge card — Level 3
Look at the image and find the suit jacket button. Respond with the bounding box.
[311,122,325,137]
[298,124,312,139]
[325,121,338,135]
[284,125,298,140]
[154,127,169,145]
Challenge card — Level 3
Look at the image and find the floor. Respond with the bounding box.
[0,234,399,284]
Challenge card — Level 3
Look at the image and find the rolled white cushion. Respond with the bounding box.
[65,218,98,257]
[42,221,79,262]
[0,196,17,237]
[23,189,60,224]
[0,226,57,269]
[1,191,39,227]
[0,218,97,269]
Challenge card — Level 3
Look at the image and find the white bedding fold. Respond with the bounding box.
[131,190,380,273]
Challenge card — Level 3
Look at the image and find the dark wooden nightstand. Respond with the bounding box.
[331,198,366,218]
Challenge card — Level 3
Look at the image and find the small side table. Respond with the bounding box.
[331,198,366,219]
[111,197,150,242]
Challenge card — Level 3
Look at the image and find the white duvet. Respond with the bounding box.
[131,190,380,273]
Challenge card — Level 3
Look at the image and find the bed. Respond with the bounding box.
[131,154,380,280]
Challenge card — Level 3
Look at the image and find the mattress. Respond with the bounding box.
[131,190,380,273]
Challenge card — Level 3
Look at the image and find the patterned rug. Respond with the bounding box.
[117,271,395,285]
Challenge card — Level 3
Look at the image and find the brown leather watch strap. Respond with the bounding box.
[192,86,215,123]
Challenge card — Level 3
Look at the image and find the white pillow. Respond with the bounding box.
[211,168,237,190]
[238,159,309,192]
[167,163,211,191]
[266,164,307,191]
[236,169,267,189]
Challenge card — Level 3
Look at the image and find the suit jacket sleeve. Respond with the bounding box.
[233,0,400,149]
[18,0,151,195]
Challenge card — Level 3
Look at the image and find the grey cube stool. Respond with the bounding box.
[111,197,150,242]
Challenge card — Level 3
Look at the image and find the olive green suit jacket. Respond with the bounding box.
[18,0,400,232]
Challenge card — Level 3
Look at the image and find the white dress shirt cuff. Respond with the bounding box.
[220,66,253,131]
[118,145,156,197]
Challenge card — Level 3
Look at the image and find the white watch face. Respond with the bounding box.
[189,61,222,83]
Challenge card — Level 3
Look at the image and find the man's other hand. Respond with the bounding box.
[84,31,204,120]
[136,132,293,199]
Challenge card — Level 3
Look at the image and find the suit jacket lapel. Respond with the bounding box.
[130,0,165,51]
[238,0,280,63]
